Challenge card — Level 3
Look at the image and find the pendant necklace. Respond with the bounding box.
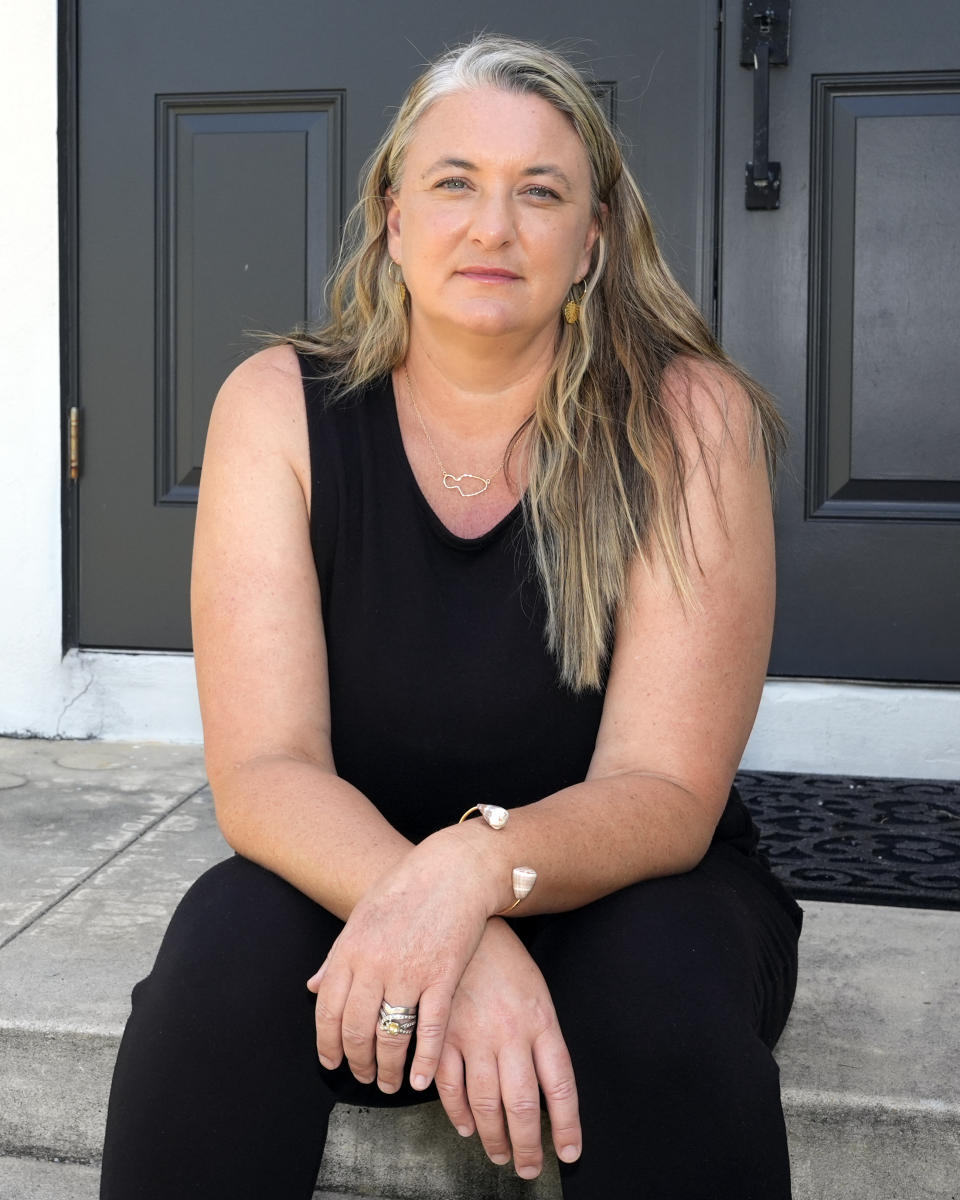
[403,364,506,499]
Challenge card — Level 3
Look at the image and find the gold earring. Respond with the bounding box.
[388,260,407,305]
[563,280,587,325]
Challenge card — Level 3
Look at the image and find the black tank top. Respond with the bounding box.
[299,355,764,858]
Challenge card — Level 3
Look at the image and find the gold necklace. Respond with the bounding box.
[403,364,506,499]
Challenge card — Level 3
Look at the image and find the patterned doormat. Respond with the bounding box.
[735,771,960,911]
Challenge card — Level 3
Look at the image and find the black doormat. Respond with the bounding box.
[735,770,960,911]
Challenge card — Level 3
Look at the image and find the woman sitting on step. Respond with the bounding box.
[100,35,803,1200]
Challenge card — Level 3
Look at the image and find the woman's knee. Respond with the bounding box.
[531,869,778,1074]
[537,870,748,990]
[132,855,341,1022]
[528,867,794,1154]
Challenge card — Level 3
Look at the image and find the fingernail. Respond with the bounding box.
[378,1081,398,1095]
[559,1144,581,1162]
[412,1073,430,1090]
[491,1154,510,1166]
[518,1165,540,1180]
[317,1055,336,1070]
[456,1125,472,1138]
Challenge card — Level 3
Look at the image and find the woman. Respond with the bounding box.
[101,36,802,1199]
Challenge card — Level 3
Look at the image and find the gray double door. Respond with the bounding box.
[73,0,960,683]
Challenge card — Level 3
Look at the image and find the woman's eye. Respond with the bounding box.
[436,177,470,191]
[524,185,560,200]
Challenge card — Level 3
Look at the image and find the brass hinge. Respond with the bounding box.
[69,406,80,480]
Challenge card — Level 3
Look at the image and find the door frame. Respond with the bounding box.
[60,0,80,652]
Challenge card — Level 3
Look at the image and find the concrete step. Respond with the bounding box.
[0,1156,387,1200]
[1,738,958,1199]
[0,1156,100,1200]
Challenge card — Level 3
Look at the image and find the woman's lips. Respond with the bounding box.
[457,267,520,282]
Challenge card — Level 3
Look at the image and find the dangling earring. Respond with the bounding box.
[388,260,407,305]
[563,280,587,325]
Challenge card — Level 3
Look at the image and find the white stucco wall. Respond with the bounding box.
[0,2,73,737]
[0,3,957,778]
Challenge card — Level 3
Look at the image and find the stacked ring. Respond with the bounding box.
[378,1000,418,1036]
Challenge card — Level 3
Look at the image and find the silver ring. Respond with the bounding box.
[380,1001,418,1017]
[378,1000,418,1036]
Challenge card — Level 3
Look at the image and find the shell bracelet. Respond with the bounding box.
[458,805,538,913]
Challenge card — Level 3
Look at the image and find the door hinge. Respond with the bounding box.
[69,406,81,480]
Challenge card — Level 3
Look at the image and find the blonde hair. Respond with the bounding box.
[285,35,786,690]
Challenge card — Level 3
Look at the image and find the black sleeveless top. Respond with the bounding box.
[299,356,768,863]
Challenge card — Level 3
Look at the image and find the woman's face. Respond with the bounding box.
[386,86,601,345]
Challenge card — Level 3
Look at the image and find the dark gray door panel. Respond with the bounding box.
[720,0,960,681]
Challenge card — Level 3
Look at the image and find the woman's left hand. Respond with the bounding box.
[435,916,582,1179]
[306,830,496,1094]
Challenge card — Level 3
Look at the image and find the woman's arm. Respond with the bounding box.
[426,357,776,915]
[192,343,415,914]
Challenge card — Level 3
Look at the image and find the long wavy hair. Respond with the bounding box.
[285,35,786,691]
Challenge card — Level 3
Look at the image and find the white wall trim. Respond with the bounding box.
[742,679,959,780]
[5,653,958,781]
[35,651,204,745]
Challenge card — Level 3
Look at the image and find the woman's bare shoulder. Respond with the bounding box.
[213,343,304,425]
[206,343,310,487]
[659,354,758,462]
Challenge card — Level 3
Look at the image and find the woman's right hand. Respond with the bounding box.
[435,917,582,1181]
[306,830,496,1093]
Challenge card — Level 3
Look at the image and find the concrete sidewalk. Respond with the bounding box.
[1,738,958,1199]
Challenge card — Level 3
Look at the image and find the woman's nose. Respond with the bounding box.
[469,190,516,247]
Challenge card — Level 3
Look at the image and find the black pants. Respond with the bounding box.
[100,847,801,1199]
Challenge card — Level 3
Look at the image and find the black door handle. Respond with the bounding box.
[741,1,791,209]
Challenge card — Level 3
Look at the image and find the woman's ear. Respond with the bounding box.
[578,204,606,281]
[385,186,402,260]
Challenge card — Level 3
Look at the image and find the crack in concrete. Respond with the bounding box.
[0,782,210,952]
